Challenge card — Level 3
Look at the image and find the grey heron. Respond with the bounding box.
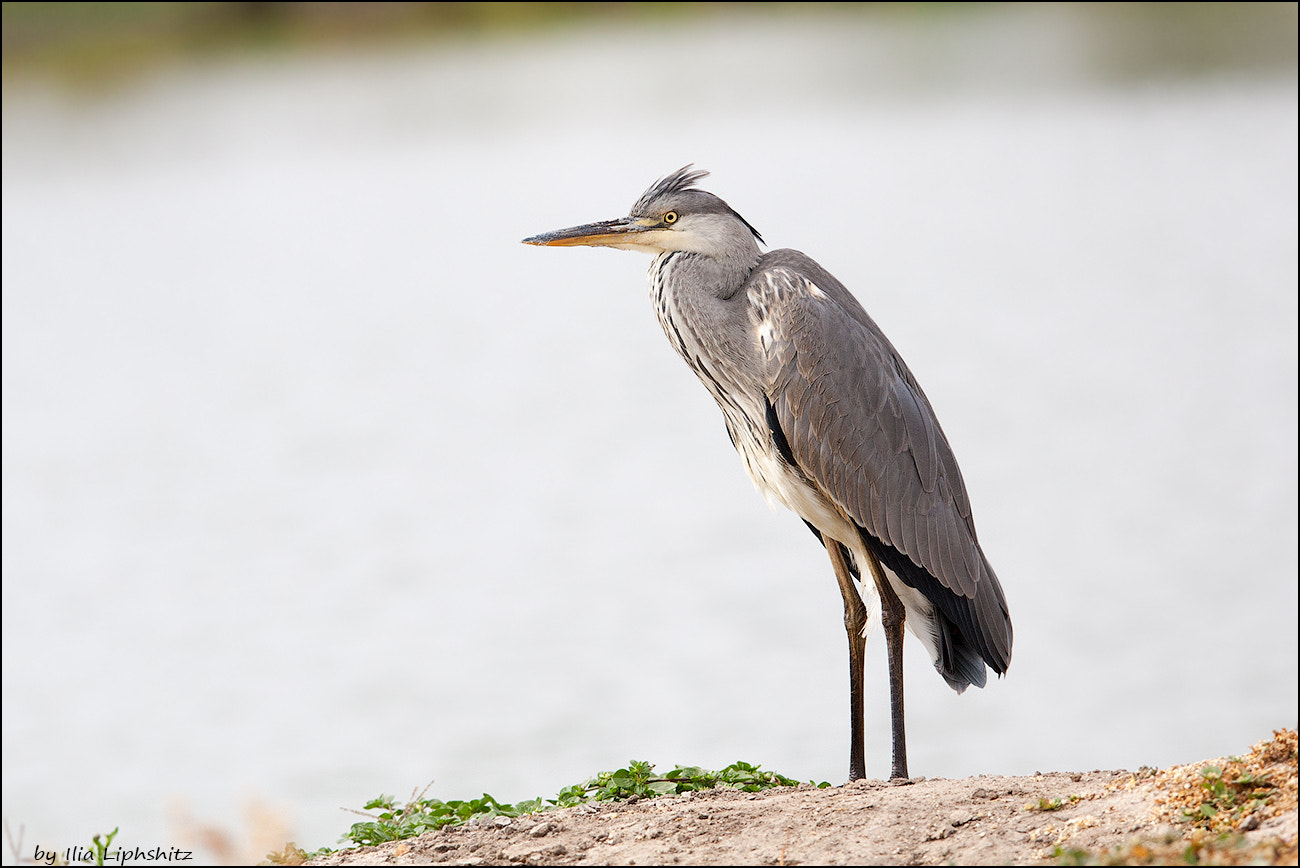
[522,166,1011,781]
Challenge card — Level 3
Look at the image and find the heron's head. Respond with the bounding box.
[522,165,764,261]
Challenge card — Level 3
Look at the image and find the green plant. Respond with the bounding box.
[89,827,118,867]
[346,790,544,847]
[1024,795,1079,812]
[555,760,817,806]
[339,760,826,849]
[1050,844,1092,865]
[1178,763,1275,829]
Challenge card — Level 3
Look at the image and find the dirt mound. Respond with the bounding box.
[302,731,1297,866]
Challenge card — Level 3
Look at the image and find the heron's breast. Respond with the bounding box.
[723,405,854,538]
[651,253,850,536]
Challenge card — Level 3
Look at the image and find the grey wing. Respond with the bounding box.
[751,257,1012,678]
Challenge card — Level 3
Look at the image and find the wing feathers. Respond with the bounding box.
[749,251,1012,683]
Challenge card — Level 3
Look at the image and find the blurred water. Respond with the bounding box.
[3,11,1297,863]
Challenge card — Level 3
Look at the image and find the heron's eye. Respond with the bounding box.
[663,211,678,225]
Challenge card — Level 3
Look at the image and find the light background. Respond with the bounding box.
[3,4,1296,863]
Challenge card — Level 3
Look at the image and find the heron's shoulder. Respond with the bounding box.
[752,248,845,288]
[748,249,876,332]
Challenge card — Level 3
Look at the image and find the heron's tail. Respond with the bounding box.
[857,526,1012,693]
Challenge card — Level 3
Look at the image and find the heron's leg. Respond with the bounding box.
[824,537,867,782]
[862,546,909,780]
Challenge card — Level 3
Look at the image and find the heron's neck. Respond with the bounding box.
[653,247,757,302]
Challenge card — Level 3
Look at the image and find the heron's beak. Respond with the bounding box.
[522,217,657,250]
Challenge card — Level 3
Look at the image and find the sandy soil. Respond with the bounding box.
[303,732,1297,866]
